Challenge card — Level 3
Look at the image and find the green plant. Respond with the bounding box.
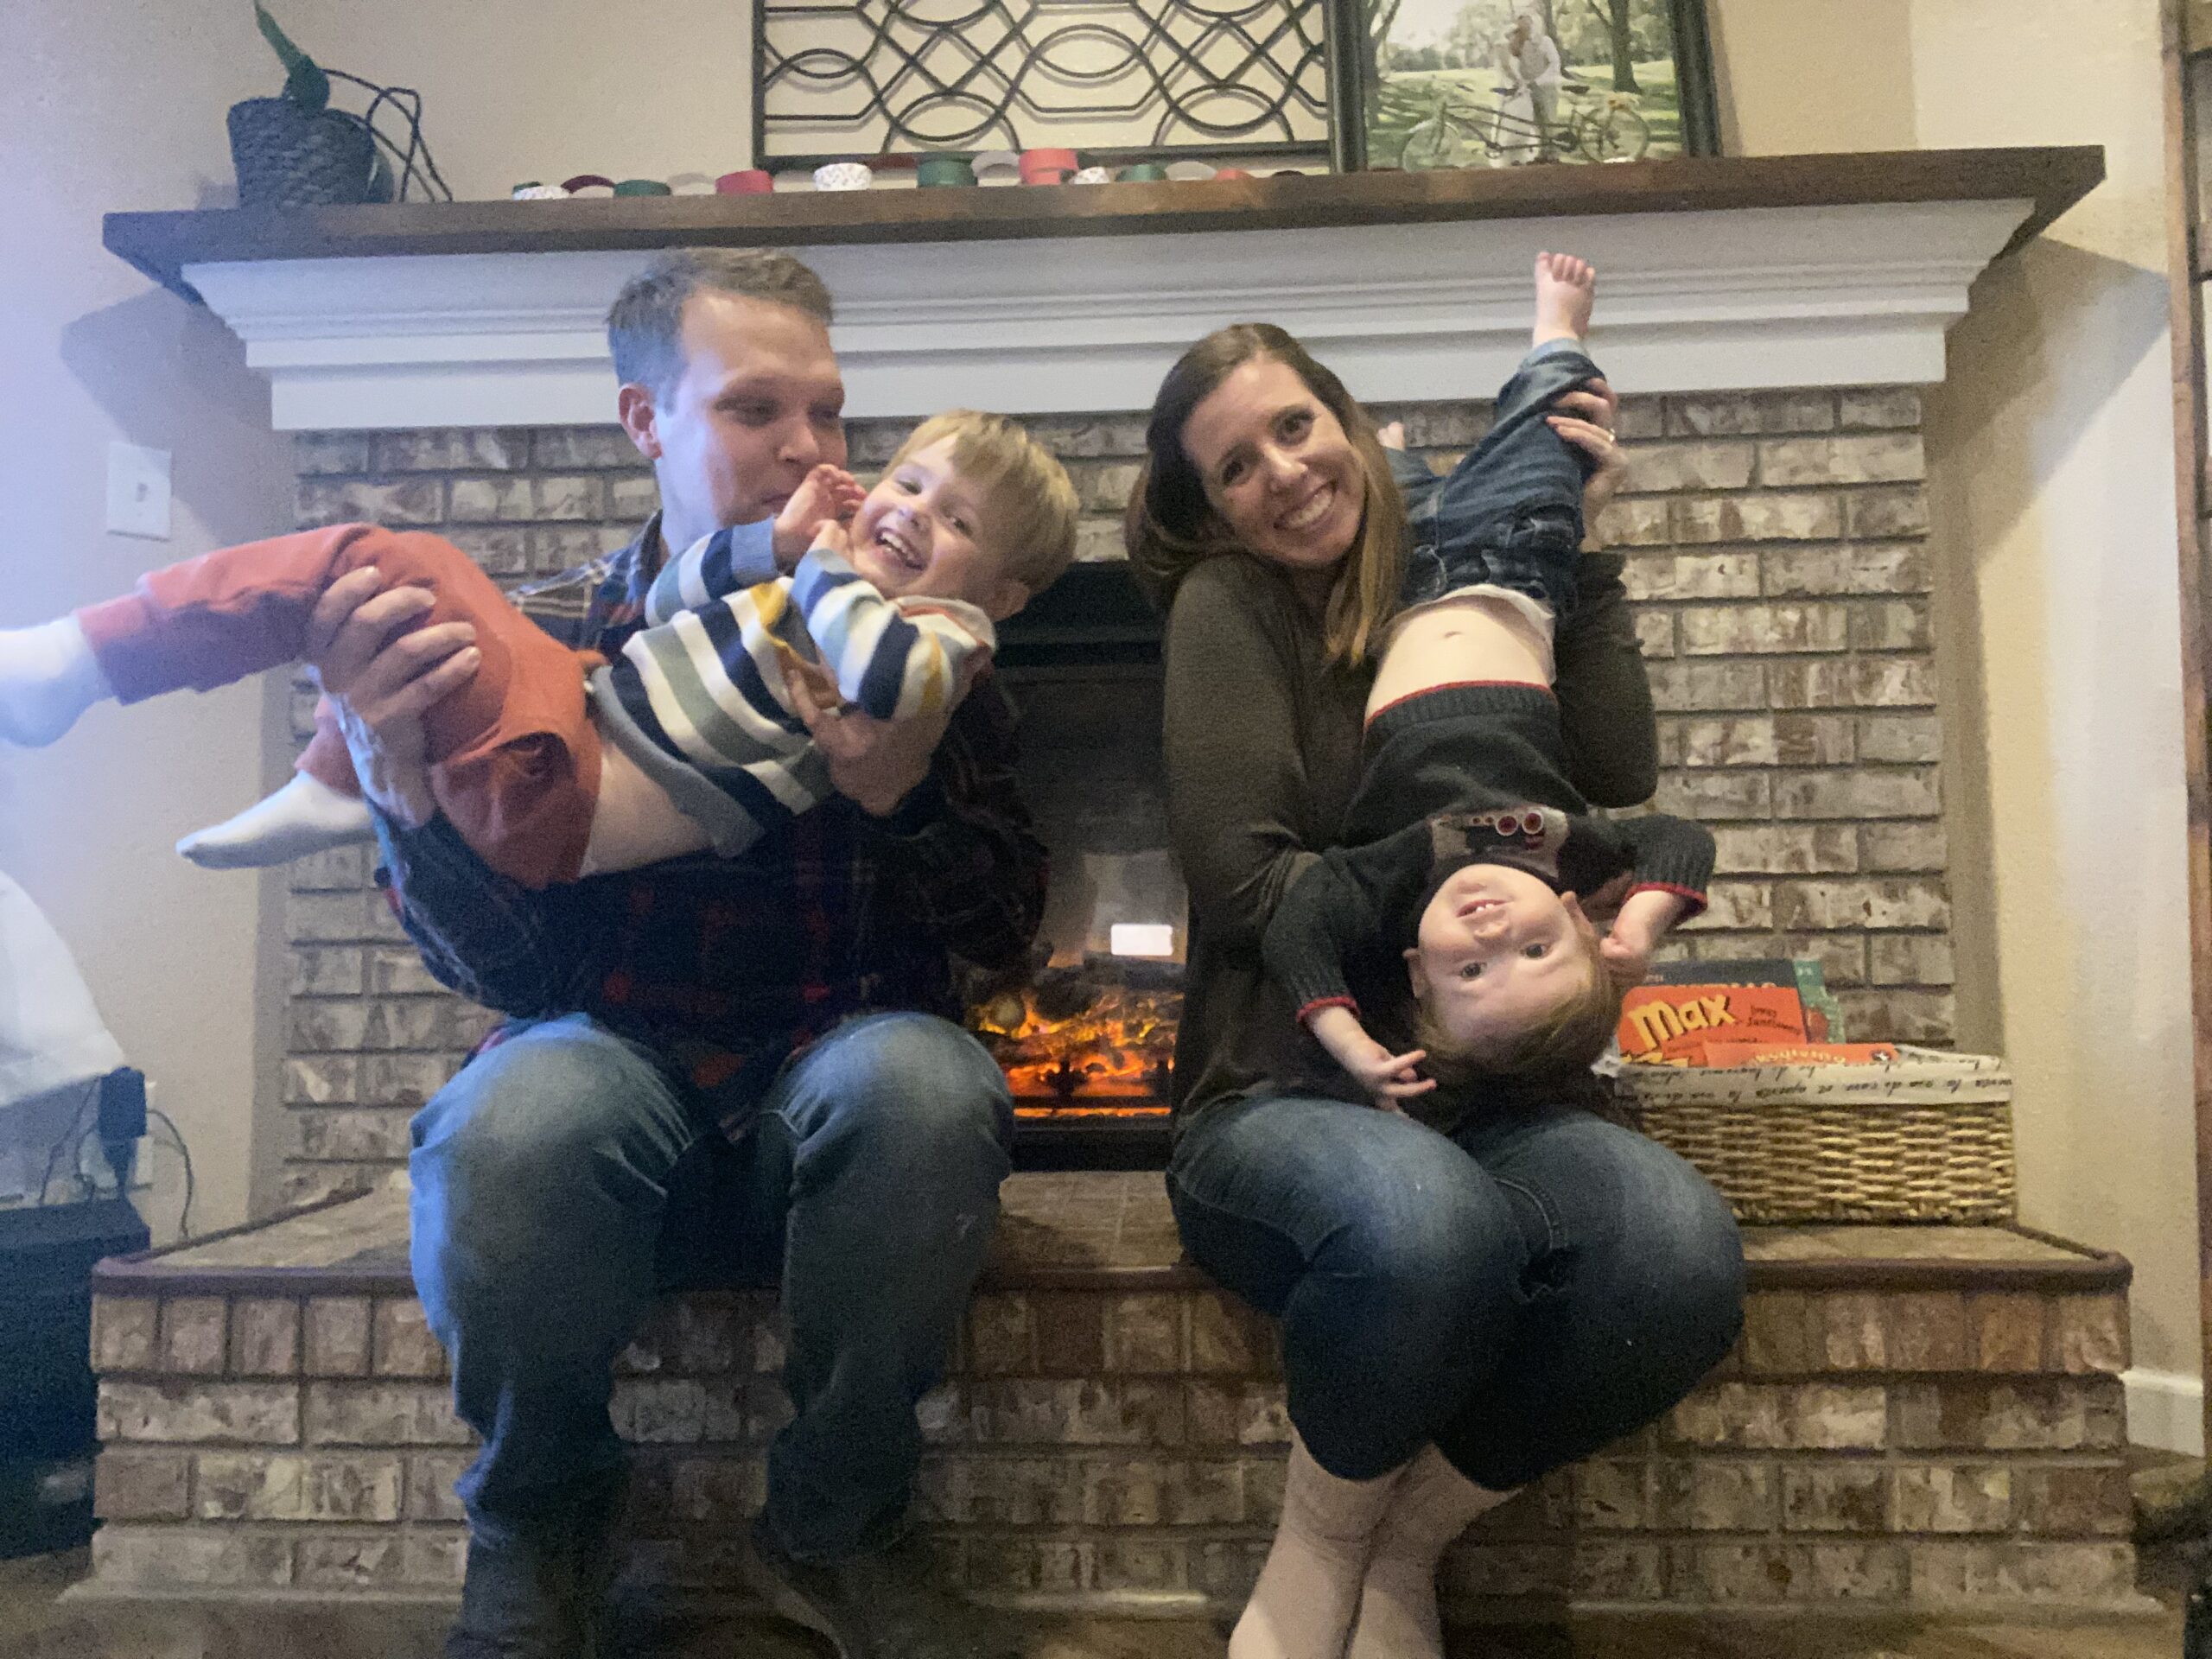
[254,2,330,111]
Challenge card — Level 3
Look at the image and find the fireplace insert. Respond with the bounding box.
[969,563,1180,1170]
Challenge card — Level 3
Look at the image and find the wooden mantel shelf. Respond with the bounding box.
[105,145,2105,430]
[108,147,2102,305]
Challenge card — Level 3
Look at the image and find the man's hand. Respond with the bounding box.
[1548,378,1627,519]
[1599,887,1693,992]
[304,565,480,830]
[772,464,866,573]
[785,653,970,819]
[1306,1005,1434,1111]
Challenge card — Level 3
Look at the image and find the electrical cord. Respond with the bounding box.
[145,1107,195,1239]
[35,1080,101,1207]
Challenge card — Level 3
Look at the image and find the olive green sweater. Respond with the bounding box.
[1161,550,1658,1123]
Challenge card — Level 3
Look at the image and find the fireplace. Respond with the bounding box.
[970,564,1180,1168]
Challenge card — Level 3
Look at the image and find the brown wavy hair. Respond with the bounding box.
[1122,323,1405,667]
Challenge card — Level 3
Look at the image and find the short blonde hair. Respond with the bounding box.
[888,410,1079,599]
[1414,912,1622,1103]
[1122,323,1405,668]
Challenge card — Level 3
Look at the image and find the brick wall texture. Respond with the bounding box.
[88,1274,2138,1609]
[276,387,1948,1203]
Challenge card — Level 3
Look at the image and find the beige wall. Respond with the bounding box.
[1911,0,2202,1423]
[1709,0,1918,156]
[2,9,299,1240]
[280,1,757,200]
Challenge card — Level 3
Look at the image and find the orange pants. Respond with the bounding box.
[76,524,602,888]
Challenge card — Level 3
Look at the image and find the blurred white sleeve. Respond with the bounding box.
[0,871,124,1109]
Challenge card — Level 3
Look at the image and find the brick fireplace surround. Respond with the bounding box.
[85,154,2143,1618]
[274,388,1950,1207]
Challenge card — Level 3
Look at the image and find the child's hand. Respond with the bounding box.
[773,464,866,571]
[1599,887,1692,990]
[1307,1005,1435,1112]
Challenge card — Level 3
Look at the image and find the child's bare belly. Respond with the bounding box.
[1366,590,1555,721]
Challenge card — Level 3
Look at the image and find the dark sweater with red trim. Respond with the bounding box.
[1262,683,1713,1023]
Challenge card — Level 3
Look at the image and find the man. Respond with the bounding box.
[307,249,1046,1659]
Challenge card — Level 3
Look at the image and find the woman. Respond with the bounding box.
[1125,324,1745,1659]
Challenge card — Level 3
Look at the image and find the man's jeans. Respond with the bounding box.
[1167,1094,1745,1487]
[409,1010,1014,1562]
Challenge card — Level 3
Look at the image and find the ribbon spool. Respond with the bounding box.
[917,154,977,188]
[715,169,774,195]
[812,161,874,191]
[1115,162,1168,182]
[1019,147,1080,185]
[613,178,672,196]
[511,182,566,200]
[560,175,616,197]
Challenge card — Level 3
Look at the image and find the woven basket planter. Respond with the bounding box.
[1616,1047,2016,1224]
[227,97,391,208]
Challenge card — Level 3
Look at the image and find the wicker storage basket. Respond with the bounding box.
[1615,1046,2015,1224]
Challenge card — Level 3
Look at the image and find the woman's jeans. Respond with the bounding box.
[408,1009,1014,1563]
[1167,1093,1745,1487]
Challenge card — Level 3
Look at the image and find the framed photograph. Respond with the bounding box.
[1328,0,1719,172]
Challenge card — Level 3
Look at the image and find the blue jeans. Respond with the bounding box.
[1167,1094,1744,1486]
[409,1010,1014,1562]
[1393,338,1601,620]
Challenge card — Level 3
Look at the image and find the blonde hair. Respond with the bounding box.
[1414,912,1622,1103]
[1122,323,1405,668]
[887,410,1079,599]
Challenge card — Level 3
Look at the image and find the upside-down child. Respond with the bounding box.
[1262,254,1715,1109]
[0,410,1077,887]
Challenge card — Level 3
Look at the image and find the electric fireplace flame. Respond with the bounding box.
[968,957,1179,1120]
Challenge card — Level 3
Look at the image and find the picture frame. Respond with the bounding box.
[1325,0,1719,173]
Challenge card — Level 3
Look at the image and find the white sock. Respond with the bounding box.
[1231,1433,1408,1659]
[0,618,113,747]
[1346,1446,1514,1659]
[176,774,376,868]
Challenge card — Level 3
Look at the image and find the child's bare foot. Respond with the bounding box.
[176,774,375,868]
[0,617,112,747]
[1533,251,1595,348]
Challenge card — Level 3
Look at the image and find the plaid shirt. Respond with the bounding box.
[374,515,1048,1135]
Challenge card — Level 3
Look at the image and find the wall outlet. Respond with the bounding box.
[106,442,172,540]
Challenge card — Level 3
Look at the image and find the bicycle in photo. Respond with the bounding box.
[1398,78,1650,170]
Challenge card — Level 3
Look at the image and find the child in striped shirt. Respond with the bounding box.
[0,410,1077,888]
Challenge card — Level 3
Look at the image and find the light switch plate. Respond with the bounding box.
[106,442,173,540]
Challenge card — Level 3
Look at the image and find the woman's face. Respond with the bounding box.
[1179,356,1366,575]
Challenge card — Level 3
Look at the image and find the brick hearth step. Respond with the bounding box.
[79,1171,2146,1617]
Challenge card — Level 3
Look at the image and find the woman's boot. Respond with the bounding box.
[1346,1444,1513,1659]
[1231,1430,1408,1659]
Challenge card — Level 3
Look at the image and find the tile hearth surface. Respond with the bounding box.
[111,1169,2102,1288]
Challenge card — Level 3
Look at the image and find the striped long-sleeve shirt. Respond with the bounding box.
[594,524,997,860]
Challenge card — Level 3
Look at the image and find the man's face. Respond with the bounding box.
[626,292,848,549]
[1407,863,1592,1051]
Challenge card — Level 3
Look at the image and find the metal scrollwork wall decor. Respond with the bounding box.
[754,0,1340,170]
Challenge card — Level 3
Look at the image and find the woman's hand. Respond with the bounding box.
[1307,1005,1435,1111]
[1548,378,1627,518]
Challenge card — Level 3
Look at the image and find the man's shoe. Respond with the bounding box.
[741,1520,1021,1659]
[445,1470,629,1659]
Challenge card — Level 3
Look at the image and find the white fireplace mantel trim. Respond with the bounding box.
[184,199,2035,432]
